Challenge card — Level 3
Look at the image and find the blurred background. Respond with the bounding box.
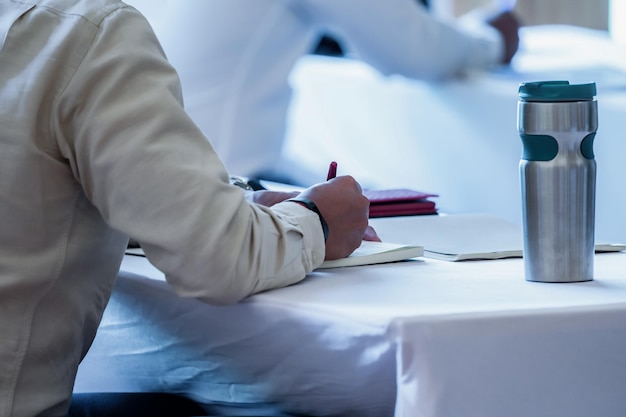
[127,0,626,243]
[438,0,626,46]
[281,0,626,243]
[437,0,609,31]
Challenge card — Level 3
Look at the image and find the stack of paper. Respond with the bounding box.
[369,214,626,261]
[126,241,423,269]
[363,188,438,217]
[317,241,423,269]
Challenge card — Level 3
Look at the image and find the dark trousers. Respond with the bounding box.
[68,392,303,417]
[68,393,208,417]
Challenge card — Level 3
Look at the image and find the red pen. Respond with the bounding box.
[326,161,338,181]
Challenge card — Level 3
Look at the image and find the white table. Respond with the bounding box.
[75,237,626,416]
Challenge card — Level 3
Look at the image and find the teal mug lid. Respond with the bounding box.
[518,81,597,102]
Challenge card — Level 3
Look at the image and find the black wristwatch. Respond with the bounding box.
[229,176,267,191]
[287,198,329,241]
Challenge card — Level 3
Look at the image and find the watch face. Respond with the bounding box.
[229,176,253,191]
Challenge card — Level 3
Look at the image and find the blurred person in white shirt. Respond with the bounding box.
[128,0,520,184]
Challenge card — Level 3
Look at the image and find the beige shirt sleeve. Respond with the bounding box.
[54,6,325,304]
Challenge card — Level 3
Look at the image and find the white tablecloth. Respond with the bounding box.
[75,255,397,417]
[76,242,626,416]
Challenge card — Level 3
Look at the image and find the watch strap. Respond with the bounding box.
[286,198,329,241]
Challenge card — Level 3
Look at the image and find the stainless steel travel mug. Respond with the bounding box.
[518,81,598,283]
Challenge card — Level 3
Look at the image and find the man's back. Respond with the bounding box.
[0,1,140,414]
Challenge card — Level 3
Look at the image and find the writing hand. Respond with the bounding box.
[487,11,520,64]
[363,225,381,242]
[246,190,300,207]
[297,176,369,260]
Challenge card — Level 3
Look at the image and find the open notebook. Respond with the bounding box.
[317,241,423,268]
[369,214,626,261]
[126,241,423,269]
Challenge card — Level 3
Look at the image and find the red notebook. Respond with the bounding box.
[363,188,438,218]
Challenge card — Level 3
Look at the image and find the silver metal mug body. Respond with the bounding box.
[518,99,598,282]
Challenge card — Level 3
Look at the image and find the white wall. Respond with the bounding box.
[610,0,626,43]
[434,0,609,30]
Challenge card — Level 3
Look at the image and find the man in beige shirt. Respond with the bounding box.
[0,0,373,415]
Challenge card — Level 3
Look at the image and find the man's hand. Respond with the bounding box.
[246,186,380,247]
[487,11,520,64]
[297,176,370,260]
[246,190,299,207]
[363,225,381,242]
